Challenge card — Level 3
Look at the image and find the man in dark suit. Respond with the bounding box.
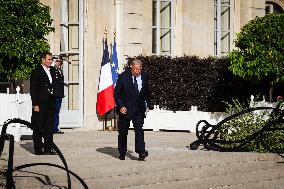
[30,52,56,155]
[114,59,151,161]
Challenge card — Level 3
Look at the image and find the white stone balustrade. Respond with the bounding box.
[130,105,227,132]
[1,92,279,140]
[0,86,32,141]
[130,96,280,132]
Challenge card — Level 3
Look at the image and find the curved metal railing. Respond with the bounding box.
[190,106,284,156]
[0,118,89,189]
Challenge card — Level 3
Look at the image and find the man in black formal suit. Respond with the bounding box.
[114,59,151,161]
[30,52,56,155]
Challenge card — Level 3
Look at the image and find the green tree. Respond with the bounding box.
[0,0,54,91]
[229,14,284,102]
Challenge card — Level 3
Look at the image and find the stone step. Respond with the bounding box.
[1,131,283,189]
[12,149,280,164]
[11,167,284,189]
[214,178,284,189]
[123,168,284,189]
[13,158,281,189]
[12,151,279,174]
[48,159,279,179]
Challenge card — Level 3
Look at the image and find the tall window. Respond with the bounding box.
[152,0,173,55]
[265,1,284,14]
[60,0,81,111]
[59,0,84,127]
[214,0,234,56]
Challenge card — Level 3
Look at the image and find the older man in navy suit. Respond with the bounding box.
[114,59,151,161]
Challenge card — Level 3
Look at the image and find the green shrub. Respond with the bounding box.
[126,56,269,112]
[219,98,284,153]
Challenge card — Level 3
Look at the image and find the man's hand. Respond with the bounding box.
[120,107,127,114]
[145,108,149,116]
[33,105,40,112]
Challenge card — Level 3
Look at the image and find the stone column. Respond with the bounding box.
[115,0,124,71]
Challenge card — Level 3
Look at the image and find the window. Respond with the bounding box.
[214,0,234,56]
[59,0,84,128]
[265,1,284,14]
[60,0,82,111]
[152,0,173,55]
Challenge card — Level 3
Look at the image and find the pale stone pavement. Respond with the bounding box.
[0,129,283,189]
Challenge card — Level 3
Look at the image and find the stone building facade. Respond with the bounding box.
[40,0,284,130]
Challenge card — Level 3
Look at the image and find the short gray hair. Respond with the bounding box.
[131,59,143,66]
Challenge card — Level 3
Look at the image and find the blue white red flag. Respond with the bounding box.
[111,38,119,86]
[96,38,115,116]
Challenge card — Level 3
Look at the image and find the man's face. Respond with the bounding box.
[55,59,62,68]
[131,63,142,77]
[42,54,53,68]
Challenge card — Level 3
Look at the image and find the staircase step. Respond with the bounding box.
[214,178,284,189]
[83,163,281,189]
[2,131,283,189]
[12,150,279,169]
[123,168,283,189]
[13,153,278,179]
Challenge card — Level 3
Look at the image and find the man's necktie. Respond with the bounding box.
[134,76,139,93]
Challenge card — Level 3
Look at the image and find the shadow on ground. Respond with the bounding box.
[96,147,138,160]
[20,142,35,154]
[12,170,68,189]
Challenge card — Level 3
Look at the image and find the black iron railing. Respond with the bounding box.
[190,106,284,156]
[0,118,89,189]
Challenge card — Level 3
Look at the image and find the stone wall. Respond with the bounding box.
[41,0,283,130]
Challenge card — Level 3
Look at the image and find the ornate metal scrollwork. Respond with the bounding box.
[0,118,89,189]
[190,106,284,156]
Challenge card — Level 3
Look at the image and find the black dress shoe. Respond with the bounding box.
[54,131,64,134]
[34,150,44,155]
[138,150,148,161]
[119,155,125,160]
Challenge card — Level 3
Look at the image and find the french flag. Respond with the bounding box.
[97,38,115,116]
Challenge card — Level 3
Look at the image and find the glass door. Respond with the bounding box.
[59,0,84,128]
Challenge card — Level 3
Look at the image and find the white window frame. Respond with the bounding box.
[266,3,274,14]
[59,0,84,128]
[152,0,174,55]
[265,1,284,14]
[214,0,234,57]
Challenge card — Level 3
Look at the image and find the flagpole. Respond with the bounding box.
[113,30,116,130]
[114,109,117,130]
[103,28,107,131]
[104,112,107,131]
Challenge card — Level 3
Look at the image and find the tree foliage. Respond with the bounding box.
[0,0,54,81]
[229,14,284,83]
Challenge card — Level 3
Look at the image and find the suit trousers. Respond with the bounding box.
[53,97,62,132]
[31,103,54,152]
[118,111,145,155]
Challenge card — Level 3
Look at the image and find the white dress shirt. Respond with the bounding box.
[133,75,142,92]
[133,74,148,110]
[42,64,52,84]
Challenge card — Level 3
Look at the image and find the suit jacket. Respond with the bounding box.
[30,64,55,107]
[50,66,64,98]
[114,70,151,118]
